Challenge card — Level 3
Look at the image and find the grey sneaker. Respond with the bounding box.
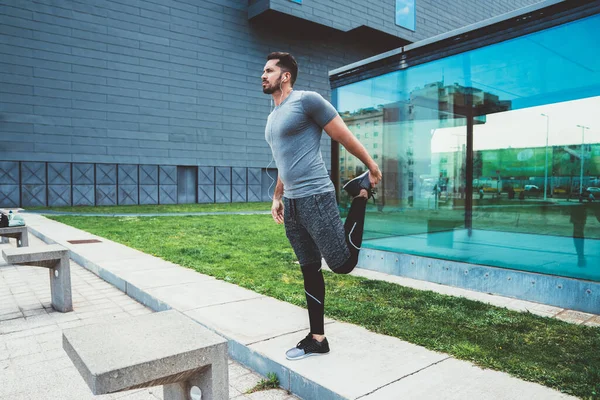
[285,334,330,360]
[343,171,376,201]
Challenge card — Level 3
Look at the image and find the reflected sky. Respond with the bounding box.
[395,0,416,31]
[336,13,600,115]
[433,97,600,152]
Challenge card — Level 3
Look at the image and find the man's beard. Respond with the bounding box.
[262,76,282,94]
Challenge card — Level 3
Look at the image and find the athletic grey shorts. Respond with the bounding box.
[283,191,350,269]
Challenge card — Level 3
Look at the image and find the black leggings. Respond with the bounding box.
[332,196,368,274]
[301,196,368,334]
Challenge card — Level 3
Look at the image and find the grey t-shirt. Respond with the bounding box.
[265,90,338,199]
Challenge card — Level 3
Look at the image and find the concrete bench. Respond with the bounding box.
[2,244,72,312]
[63,310,229,400]
[0,226,29,247]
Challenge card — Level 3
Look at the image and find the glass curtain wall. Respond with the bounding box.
[334,13,600,282]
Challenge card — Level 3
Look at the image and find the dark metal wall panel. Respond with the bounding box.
[198,185,215,203]
[118,164,139,205]
[95,164,117,205]
[21,162,45,185]
[21,162,46,207]
[160,166,177,185]
[159,185,177,204]
[47,162,72,207]
[48,163,71,185]
[216,167,231,185]
[232,167,247,186]
[21,185,46,207]
[48,185,71,207]
[0,162,19,185]
[216,167,232,203]
[248,168,261,186]
[0,162,20,207]
[0,185,19,208]
[232,185,246,203]
[140,185,159,205]
[118,164,138,185]
[73,185,94,206]
[96,164,117,185]
[140,165,158,185]
[119,185,138,205]
[139,165,158,205]
[198,167,215,185]
[72,164,94,185]
[216,185,231,203]
[159,165,177,204]
[96,185,117,206]
[248,185,262,202]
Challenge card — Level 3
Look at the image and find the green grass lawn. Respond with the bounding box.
[51,214,600,399]
[28,202,271,214]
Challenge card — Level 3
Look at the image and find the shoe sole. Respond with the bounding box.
[285,351,330,361]
[342,171,369,191]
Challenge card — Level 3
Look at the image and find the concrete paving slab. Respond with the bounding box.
[63,242,148,263]
[359,357,575,399]
[555,309,596,324]
[146,280,264,311]
[249,321,449,400]
[185,296,334,345]
[115,266,213,290]
[100,257,182,273]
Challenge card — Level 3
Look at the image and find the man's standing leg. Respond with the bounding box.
[283,197,330,360]
[301,261,325,335]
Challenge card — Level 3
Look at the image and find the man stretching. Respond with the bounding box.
[262,52,382,360]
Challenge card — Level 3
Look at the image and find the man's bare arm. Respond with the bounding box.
[273,176,284,201]
[271,176,284,224]
[324,115,382,185]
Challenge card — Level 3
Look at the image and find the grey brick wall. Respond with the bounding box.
[0,0,538,206]
[260,0,540,42]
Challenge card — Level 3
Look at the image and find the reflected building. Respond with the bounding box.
[341,81,511,207]
[340,108,384,180]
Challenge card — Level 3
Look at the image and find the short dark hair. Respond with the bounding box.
[267,52,298,87]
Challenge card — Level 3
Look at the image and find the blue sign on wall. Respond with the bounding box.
[396,0,416,31]
[289,0,302,3]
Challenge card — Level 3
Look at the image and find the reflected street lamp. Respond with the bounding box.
[576,124,590,195]
[540,113,549,201]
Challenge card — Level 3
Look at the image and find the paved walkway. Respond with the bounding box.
[0,234,297,400]
[6,213,594,399]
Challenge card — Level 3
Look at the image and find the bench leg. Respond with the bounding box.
[49,256,73,312]
[0,236,8,244]
[163,357,228,400]
[17,232,29,247]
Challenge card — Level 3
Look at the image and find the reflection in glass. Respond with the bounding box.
[334,13,600,282]
[395,0,416,31]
